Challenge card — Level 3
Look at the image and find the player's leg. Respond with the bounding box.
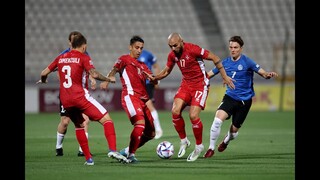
[97,113,129,163]
[56,102,70,156]
[186,86,209,161]
[146,84,163,139]
[186,105,204,162]
[119,96,157,163]
[139,105,156,146]
[204,95,234,156]
[146,100,162,139]
[218,98,252,152]
[204,109,228,158]
[119,110,155,160]
[77,114,90,156]
[69,108,93,165]
[171,97,191,158]
[127,117,145,163]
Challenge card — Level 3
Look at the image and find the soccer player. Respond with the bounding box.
[203,36,278,158]
[149,32,235,162]
[55,31,93,157]
[37,32,129,165]
[137,49,163,139]
[100,35,158,163]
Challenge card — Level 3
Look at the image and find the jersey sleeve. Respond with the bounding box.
[166,53,176,69]
[113,56,126,70]
[151,54,157,65]
[190,43,210,59]
[83,55,95,72]
[246,56,260,73]
[47,56,59,71]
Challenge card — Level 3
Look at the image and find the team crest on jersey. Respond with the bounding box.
[238,64,243,70]
[185,55,190,60]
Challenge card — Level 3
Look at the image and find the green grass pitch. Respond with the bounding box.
[25,111,294,180]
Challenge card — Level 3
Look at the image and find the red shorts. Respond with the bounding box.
[174,83,209,110]
[64,94,108,123]
[122,94,154,126]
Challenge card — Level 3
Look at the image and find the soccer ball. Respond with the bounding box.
[156,141,174,159]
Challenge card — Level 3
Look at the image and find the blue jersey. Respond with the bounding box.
[138,50,157,84]
[212,54,261,101]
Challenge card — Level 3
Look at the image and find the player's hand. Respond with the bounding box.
[143,71,159,85]
[223,76,235,90]
[89,75,97,90]
[143,71,155,81]
[108,76,116,83]
[36,80,47,84]
[154,84,159,89]
[90,79,97,90]
[265,72,278,79]
[100,81,109,90]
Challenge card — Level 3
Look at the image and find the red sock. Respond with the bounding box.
[172,114,186,139]
[191,118,203,145]
[75,128,91,160]
[103,120,117,151]
[129,124,145,154]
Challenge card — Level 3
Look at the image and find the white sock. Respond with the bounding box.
[56,132,65,149]
[125,147,129,154]
[208,117,223,150]
[224,131,238,144]
[181,137,188,143]
[151,110,162,132]
[79,132,89,152]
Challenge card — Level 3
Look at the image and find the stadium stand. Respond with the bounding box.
[25,0,294,85]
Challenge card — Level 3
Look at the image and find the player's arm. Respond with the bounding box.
[89,74,97,90]
[89,68,115,82]
[143,70,159,85]
[206,52,235,89]
[152,62,161,88]
[153,66,172,80]
[207,69,216,79]
[106,66,118,78]
[100,66,118,90]
[36,67,52,84]
[257,68,278,79]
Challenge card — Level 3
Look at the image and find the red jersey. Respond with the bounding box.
[47,50,95,108]
[113,54,152,100]
[167,42,210,87]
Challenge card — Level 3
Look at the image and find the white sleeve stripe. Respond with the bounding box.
[200,48,204,55]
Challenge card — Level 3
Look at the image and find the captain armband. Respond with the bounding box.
[214,59,222,65]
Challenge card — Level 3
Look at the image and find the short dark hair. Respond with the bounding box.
[68,31,82,42]
[229,36,244,47]
[71,33,87,48]
[130,35,144,45]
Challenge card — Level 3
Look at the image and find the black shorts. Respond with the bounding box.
[217,94,252,128]
[146,83,155,102]
[59,98,68,117]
